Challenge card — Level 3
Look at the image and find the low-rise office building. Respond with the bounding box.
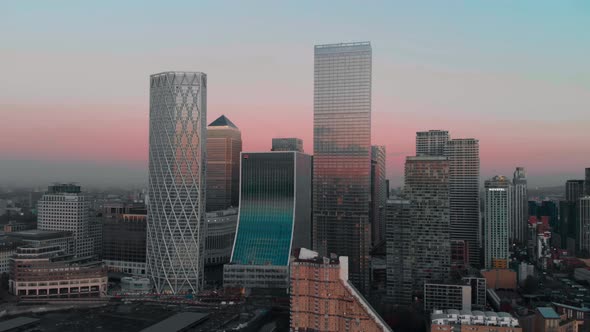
[205,208,238,266]
[424,283,472,312]
[431,309,521,332]
[9,245,107,298]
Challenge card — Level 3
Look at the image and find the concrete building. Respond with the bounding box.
[146,71,207,294]
[416,130,449,157]
[484,176,512,269]
[581,196,590,253]
[9,245,107,298]
[431,309,522,332]
[424,283,472,312]
[204,208,238,266]
[3,221,35,233]
[102,213,147,276]
[566,180,586,203]
[290,248,391,332]
[586,168,590,196]
[271,138,303,153]
[370,145,387,245]
[385,199,413,304]
[0,242,19,274]
[445,138,481,268]
[120,276,151,294]
[224,151,311,290]
[206,115,242,212]
[512,167,529,244]
[451,240,470,270]
[462,276,487,309]
[404,156,451,287]
[313,42,372,294]
[37,184,92,257]
[8,230,74,255]
[553,302,590,331]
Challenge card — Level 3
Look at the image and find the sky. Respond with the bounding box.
[1,1,589,188]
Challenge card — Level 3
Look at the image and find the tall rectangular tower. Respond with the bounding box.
[146,72,207,294]
[512,167,528,243]
[312,42,372,293]
[371,145,387,245]
[484,176,512,269]
[566,180,585,202]
[585,168,590,196]
[206,115,242,212]
[404,156,451,288]
[445,139,480,267]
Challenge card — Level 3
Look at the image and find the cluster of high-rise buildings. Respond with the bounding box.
[3,39,589,331]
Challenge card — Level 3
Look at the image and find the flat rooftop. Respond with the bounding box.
[8,229,72,240]
[0,317,39,332]
[140,312,209,332]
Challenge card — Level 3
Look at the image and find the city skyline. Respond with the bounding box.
[2,2,590,188]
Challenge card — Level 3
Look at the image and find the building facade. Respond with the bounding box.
[566,180,585,203]
[8,230,74,255]
[385,199,413,304]
[484,176,512,269]
[224,152,311,290]
[290,248,391,332]
[146,71,207,294]
[102,214,147,276]
[370,145,387,245]
[37,184,92,258]
[424,283,472,312]
[580,196,590,253]
[431,309,522,332]
[313,42,372,294]
[512,167,528,243]
[416,130,449,157]
[9,245,107,298]
[586,168,590,196]
[445,138,481,267]
[206,115,242,212]
[204,208,238,266]
[271,138,303,153]
[404,156,451,288]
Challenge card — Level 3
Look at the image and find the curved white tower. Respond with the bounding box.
[147,71,207,294]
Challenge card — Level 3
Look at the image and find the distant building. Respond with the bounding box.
[9,245,107,298]
[445,138,481,268]
[102,213,147,276]
[580,196,590,253]
[290,248,392,332]
[385,199,413,304]
[0,242,19,274]
[204,208,238,266]
[553,302,590,331]
[206,115,242,212]
[3,221,35,233]
[484,176,512,269]
[566,180,586,203]
[313,42,372,294]
[370,145,387,245]
[586,168,590,196]
[534,307,577,332]
[560,200,579,253]
[37,184,93,258]
[424,283,472,312]
[271,138,303,153]
[512,167,529,243]
[431,309,522,332]
[451,240,470,270]
[224,152,311,290]
[481,269,517,290]
[405,156,451,287]
[462,276,487,309]
[416,130,449,156]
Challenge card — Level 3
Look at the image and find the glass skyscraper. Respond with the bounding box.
[484,176,512,269]
[312,42,372,293]
[206,115,242,212]
[371,145,387,245]
[146,72,207,294]
[224,151,311,289]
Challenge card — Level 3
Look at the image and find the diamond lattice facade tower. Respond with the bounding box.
[484,176,512,269]
[312,42,372,293]
[206,115,242,212]
[444,139,480,267]
[146,72,207,294]
[512,167,528,243]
